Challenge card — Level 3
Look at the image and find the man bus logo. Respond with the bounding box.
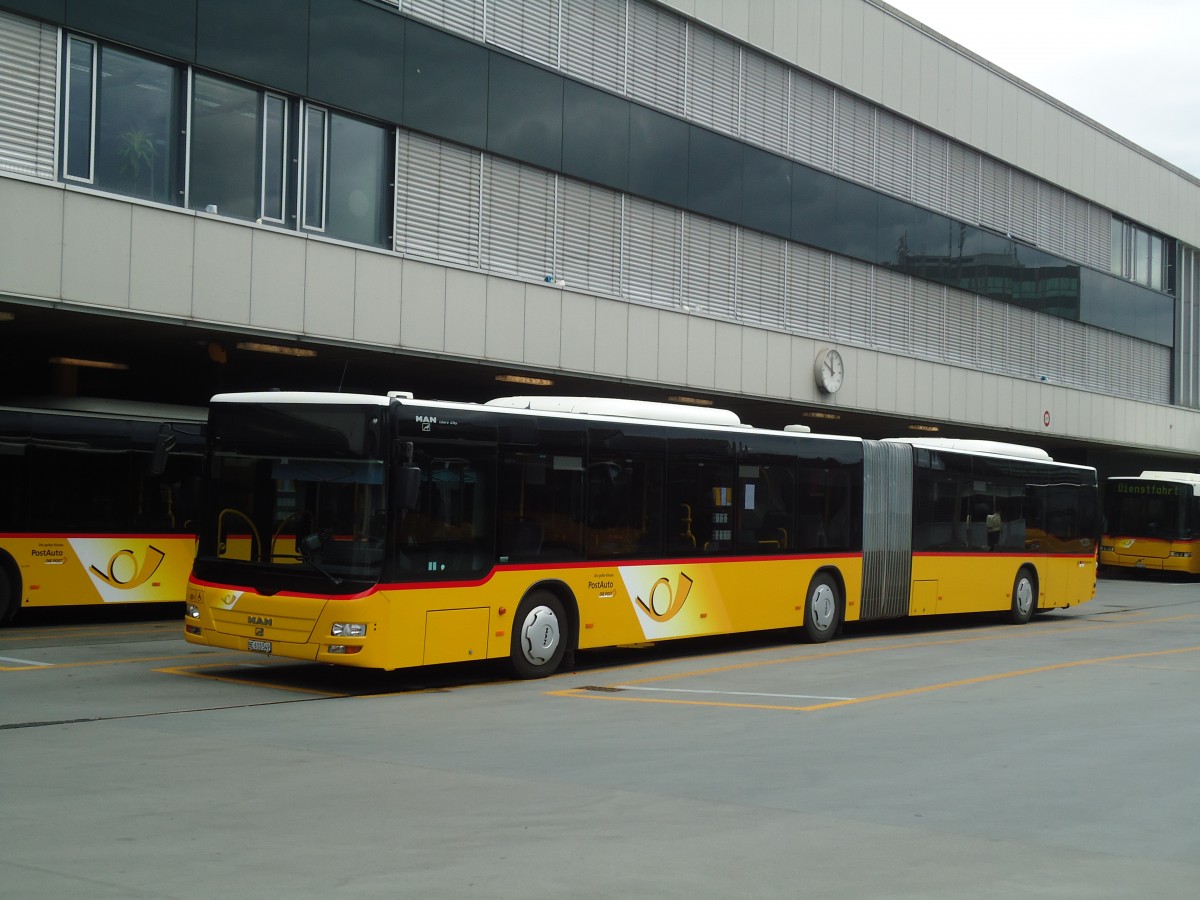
[89,545,167,590]
[635,572,693,622]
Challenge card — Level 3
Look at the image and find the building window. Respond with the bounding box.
[63,36,95,182]
[188,73,291,224]
[301,104,328,232]
[61,40,181,205]
[303,108,392,248]
[1111,217,1168,292]
[262,95,289,223]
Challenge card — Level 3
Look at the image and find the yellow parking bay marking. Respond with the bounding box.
[0,655,52,667]
[154,663,345,696]
[549,645,1200,713]
[0,653,219,672]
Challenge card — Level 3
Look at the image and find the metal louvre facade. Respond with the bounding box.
[0,0,1190,427]
[0,10,56,180]
[392,128,1172,403]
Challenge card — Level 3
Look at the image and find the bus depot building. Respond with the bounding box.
[1,0,1198,477]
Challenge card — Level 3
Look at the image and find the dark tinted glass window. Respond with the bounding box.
[403,21,488,147]
[326,113,392,248]
[834,180,877,262]
[93,46,181,204]
[307,0,404,124]
[664,437,735,555]
[189,73,260,220]
[791,162,837,249]
[487,55,563,171]
[396,442,495,580]
[735,456,796,554]
[498,443,585,562]
[562,80,629,190]
[64,37,94,181]
[688,126,742,222]
[629,104,688,207]
[196,0,307,96]
[742,146,791,236]
[586,453,664,559]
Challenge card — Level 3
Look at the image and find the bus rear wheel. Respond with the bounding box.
[802,572,841,643]
[510,591,568,679]
[1009,566,1038,624]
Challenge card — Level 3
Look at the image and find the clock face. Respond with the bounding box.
[815,349,844,394]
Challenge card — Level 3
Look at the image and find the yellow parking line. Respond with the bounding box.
[0,653,227,672]
[549,645,1200,713]
[154,662,344,696]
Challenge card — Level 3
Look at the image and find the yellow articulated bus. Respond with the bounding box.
[1101,471,1200,574]
[0,399,205,624]
[184,392,1099,677]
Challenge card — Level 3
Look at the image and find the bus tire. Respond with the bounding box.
[802,572,841,643]
[1009,566,1038,624]
[510,590,568,679]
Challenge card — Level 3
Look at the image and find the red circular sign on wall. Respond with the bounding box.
[1043,410,1051,427]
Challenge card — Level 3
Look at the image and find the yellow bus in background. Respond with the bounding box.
[1101,472,1200,575]
[184,392,1099,677]
[0,399,205,623]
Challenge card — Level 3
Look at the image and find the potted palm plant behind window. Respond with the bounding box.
[117,128,157,197]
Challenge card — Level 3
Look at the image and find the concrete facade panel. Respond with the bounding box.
[740,328,768,396]
[558,291,597,375]
[0,177,61,299]
[303,241,356,340]
[523,283,563,369]
[443,269,487,359]
[399,260,447,354]
[353,249,403,348]
[765,331,792,398]
[593,297,629,378]
[191,217,252,325]
[248,229,306,332]
[62,193,131,309]
[657,313,689,386]
[685,316,718,389]
[626,305,661,382]
[129,206,194,319]
[482,275,524,363]
[713,321,741,391]
[859,2,884,105]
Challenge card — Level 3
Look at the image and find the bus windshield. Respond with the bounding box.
[194,402,387,593]
[1105,479,1196,541]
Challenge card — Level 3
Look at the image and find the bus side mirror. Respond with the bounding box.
[393,440,420,511]
[151,424,176,476]
[396,466,421,511]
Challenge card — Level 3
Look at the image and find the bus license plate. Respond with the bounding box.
[248,639,272,654]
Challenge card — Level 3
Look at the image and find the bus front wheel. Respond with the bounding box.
[1009,567,1038,624]
[510,591,568,679]
[802,572,841,643]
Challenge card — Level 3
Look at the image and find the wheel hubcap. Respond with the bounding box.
[519,605,561,666]
[810,584,836,632]
[1015,578,1033,617]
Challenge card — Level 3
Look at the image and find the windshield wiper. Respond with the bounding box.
[296,529,343,586]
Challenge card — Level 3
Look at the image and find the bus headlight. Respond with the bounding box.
[186,603,201,619]
[331,622,367,637]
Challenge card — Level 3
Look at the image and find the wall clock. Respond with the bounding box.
[814,348,844,394]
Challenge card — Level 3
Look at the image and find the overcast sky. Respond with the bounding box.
[885,0,1200,179]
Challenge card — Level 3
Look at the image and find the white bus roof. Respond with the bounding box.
[485,395,745,428]
[1119,471,1200,486]
[884,436,1053,461]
